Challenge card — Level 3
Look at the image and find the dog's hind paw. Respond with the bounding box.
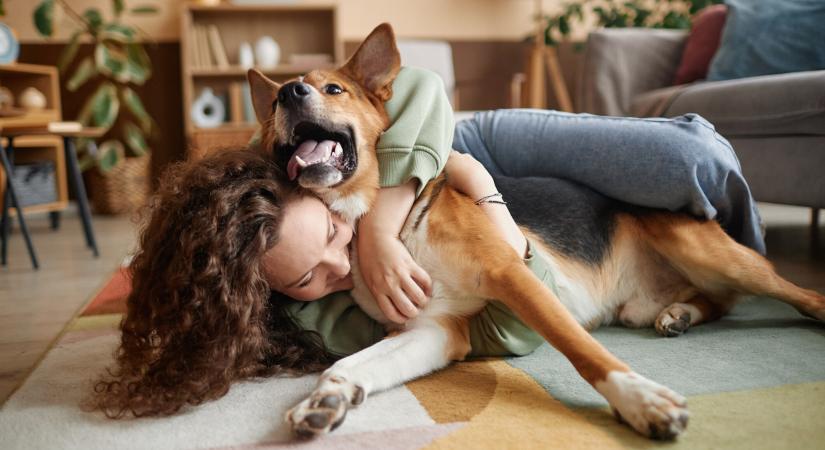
[598,371,689,440]
[655,304,693,337]
[286,374,364,439]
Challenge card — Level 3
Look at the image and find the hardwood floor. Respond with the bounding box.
[0,204,822,406]
[0,209,136,404]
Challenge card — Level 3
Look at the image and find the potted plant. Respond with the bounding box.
[541,0,723,45]
[30,0,158,214]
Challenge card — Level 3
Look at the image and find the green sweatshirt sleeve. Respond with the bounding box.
[377,67,455,196]
[284,292,385,357]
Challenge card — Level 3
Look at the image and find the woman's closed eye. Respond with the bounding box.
[296,216,338,290]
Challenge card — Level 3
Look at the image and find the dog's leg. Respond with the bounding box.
[641,215,825,321]
[654,295,731,337]
[479,260,689,439]
[286,318,468,438]
[424,187,689,439]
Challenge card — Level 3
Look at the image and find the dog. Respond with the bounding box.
[247,23,825,440]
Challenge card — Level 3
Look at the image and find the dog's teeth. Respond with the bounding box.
[333,143,343,157]
[295,155,308,167]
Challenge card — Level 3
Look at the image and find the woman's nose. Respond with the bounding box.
[327,246,350,277]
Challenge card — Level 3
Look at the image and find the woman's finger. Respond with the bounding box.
[376,294,406,324]
[402,276,429,308]
[389,286,419,319]
[410,264,433,297]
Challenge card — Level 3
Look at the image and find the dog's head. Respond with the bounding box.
[248,23,400,213]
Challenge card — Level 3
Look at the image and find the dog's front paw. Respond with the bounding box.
[598,371,689,440]
[286,375,365,439]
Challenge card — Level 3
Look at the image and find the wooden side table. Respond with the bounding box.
[1,124,103,269]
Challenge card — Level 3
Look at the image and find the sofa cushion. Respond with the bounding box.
[663,70,825,137]
[707,0,825,81]
[674,4,727,85]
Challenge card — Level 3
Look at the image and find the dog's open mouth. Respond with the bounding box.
[280,122,357,188]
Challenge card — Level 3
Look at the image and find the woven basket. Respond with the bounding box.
[86,156,149,215]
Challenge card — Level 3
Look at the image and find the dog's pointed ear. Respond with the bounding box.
[341,23,401,102]
[247,69,281,124]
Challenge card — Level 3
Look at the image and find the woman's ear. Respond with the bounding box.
[248,69,282,124]
[340,23,401,102]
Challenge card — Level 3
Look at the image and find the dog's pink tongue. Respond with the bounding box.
[286,140,337,180]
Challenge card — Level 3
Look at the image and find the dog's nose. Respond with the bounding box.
[278,82,311,106]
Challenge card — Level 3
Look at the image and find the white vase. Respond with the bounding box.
[255,36,280,69]
[239,42,254,69]
[191,88,225,128]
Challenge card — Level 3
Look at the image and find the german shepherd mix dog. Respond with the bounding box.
[248,24,824,440]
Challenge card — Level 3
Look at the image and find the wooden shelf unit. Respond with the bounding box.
[180,3,341,157]
[0,63,68,216]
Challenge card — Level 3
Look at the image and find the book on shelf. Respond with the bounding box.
[207,25,230,69]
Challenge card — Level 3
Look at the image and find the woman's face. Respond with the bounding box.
[261,195,355,301]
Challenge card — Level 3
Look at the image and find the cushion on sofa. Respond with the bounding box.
[673,4,727,85]
[707,0,825,81]
[664,70,825,137]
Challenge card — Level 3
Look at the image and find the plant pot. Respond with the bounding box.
[86,155,149,215]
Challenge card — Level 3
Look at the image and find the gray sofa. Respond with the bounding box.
[577,28,825,225]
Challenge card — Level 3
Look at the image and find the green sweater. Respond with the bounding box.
[281,67,548,358]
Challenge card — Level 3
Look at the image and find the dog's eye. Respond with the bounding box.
[324,84,344,95]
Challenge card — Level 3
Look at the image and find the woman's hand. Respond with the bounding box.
[446,151,528,258]
[357,180,432,324]
[356,231,432,324]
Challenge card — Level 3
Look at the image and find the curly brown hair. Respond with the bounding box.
[92,149,335,418]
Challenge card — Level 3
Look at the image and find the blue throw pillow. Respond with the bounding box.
[707,0,825,81]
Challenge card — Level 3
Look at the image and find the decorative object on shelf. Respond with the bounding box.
[31,0,158,215]
[0,86,13,109]
[239,41,255,69]
[0,22,20,64]
[191,88,226,128]
[18,86,47,110]
[255,36,281,69]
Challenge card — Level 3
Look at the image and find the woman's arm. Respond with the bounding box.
[444,151,527,258]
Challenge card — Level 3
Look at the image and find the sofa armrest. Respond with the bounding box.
[578,28,687,116]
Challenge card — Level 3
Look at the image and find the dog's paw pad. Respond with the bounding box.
[287,391,349,439]
[655,306,692,337]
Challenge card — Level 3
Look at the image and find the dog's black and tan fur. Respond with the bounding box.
[248,23,825,440]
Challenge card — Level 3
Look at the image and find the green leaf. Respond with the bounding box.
[67,57,96,91]
[33,0,55,37]
[78,82,119,131]
[101,23,135,43]
[558,15,570,35]
[124,43,152,84]
[0,0,6,17]
[121,87,152,132]
[131,4,159,14]
[58,30,83,73]
[83,8,103,34]
[124,122,148,156]
[96,140,125,173]
[112,0,125,17]
[95,42,129,82]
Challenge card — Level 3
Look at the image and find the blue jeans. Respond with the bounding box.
[453,109,766,255]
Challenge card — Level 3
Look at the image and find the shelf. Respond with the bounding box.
[188,4,337,14]
[190,63,335,78]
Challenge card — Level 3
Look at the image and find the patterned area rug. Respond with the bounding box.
[1,266,824,449]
